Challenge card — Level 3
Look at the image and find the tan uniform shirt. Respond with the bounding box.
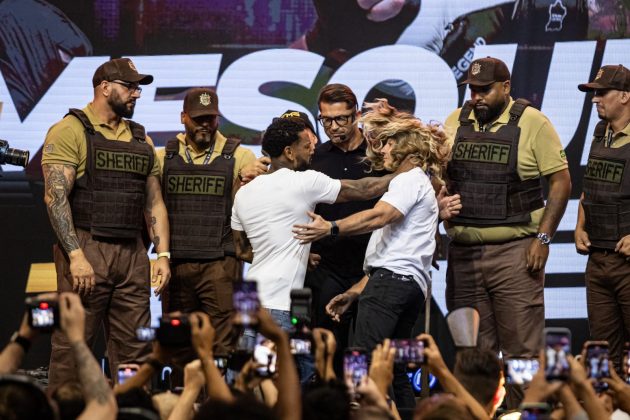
[606,121,630,148]
[41,103,161,178]
[155,131,256,180]
[444,98,569,244]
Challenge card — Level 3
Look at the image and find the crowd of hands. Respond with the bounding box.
[3,292,630,419]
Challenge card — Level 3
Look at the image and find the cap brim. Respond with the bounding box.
[457,78,495,87]
[124,74,154,85]
[187,109,220,118]
[578,82,606,92]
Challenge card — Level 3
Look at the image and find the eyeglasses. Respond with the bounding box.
[111,80,142,94]
[317,113,355,128]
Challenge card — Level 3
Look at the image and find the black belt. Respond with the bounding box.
[369,267,415,282]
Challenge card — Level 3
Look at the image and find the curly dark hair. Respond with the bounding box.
[261,118,307,158]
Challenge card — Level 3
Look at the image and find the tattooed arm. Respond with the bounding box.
[145,175,171,296]
[42,164,95,296]
[59,293,117,420]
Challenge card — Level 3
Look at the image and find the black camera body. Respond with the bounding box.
[156,314,191,347]
[0,140,29,168]
[25,296,59,331]
[289,288,313,355]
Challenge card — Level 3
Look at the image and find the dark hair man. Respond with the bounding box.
[453,348,504,417]
[231,117,404,337]
[443,56,571,405]
[576,64,630,372]
[303,83,386,375]
[156,87,264,358]
[41,58,170,388]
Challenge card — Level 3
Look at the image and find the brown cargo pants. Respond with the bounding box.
[48,228,152,389]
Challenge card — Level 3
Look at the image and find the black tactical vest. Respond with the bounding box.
[447,99,544,226]
[162,137,239,260]
[582,121,630,249]
[68,109,153,238]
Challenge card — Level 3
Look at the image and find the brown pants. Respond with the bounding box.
[162,256,240,357]
[49,229,152,389]
[586,250,630,372]
[446,237,544,359]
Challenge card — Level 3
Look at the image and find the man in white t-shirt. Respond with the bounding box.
[231,117,403,328]
[294,99,453,408]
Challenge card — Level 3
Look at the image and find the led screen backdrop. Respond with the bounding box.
[1,0,630,328]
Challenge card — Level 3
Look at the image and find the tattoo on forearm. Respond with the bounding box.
[71,341,112,404]
[151,216,157,226]
[153,236,160,247]
[44,164,80,253]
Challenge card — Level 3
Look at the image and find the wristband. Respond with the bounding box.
[146,357,164,371]
[157,252,171,260]
[10,332,31,353]
[330,220,339,238]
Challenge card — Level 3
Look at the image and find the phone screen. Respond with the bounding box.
[290,337,312,355]
[117,366,138,384]
[136,327,156,342]
[506,359,539,385]
[544,330,571,381]
[31,307,55,328]
[254,339,277,378]
[344,348,368,392]
[233,281,259,326]
[392,339,425,365]
[586,344,610,391]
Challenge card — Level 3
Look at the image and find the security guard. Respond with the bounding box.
[42,58,171,387]
[444,57,571,364]
[157,88,258,357]
[576,64,630,371]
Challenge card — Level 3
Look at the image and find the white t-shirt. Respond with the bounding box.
[363,168,438,297]
[231,168,341,311]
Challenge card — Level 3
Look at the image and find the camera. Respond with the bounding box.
[0,140,29,168]
[25,296,59,331]
[156,314,191,347]
[289,288,313,355]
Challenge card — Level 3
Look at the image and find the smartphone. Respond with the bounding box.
[290,337,312,355]
[585,341,610,392]
[623,343,630,385]
[254,339,277,378]
[117,364,140,385]
[506,358,540,385]
[233,281,259,327]
[544,327,571,382]
[26,297,59,331]
[344,348,368,392]
[214,356,229,371]
[391,339,426,366]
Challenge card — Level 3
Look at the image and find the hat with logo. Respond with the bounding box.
[92,58,153,87]
[459,57,511,87]
[578,64,630,92]
[278,110,316,133]
[183,88,220,117]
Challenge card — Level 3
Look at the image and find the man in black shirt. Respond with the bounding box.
[306,83,384,374]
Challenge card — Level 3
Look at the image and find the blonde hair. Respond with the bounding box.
[362,99,451,185]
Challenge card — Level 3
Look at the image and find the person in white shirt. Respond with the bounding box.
[231,117,405,329]
[293,99,453,408]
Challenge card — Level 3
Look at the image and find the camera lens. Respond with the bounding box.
[1,147,30,167]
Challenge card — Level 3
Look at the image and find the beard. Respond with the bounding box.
[185,127,215,150]
[108,90,135,118]
[474,99,506,125]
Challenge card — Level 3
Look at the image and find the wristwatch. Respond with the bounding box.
[330,221,339,238]
[10,332,31,353]
[536,232,551,245]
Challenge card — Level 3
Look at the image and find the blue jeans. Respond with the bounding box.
[268,309,315,385]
